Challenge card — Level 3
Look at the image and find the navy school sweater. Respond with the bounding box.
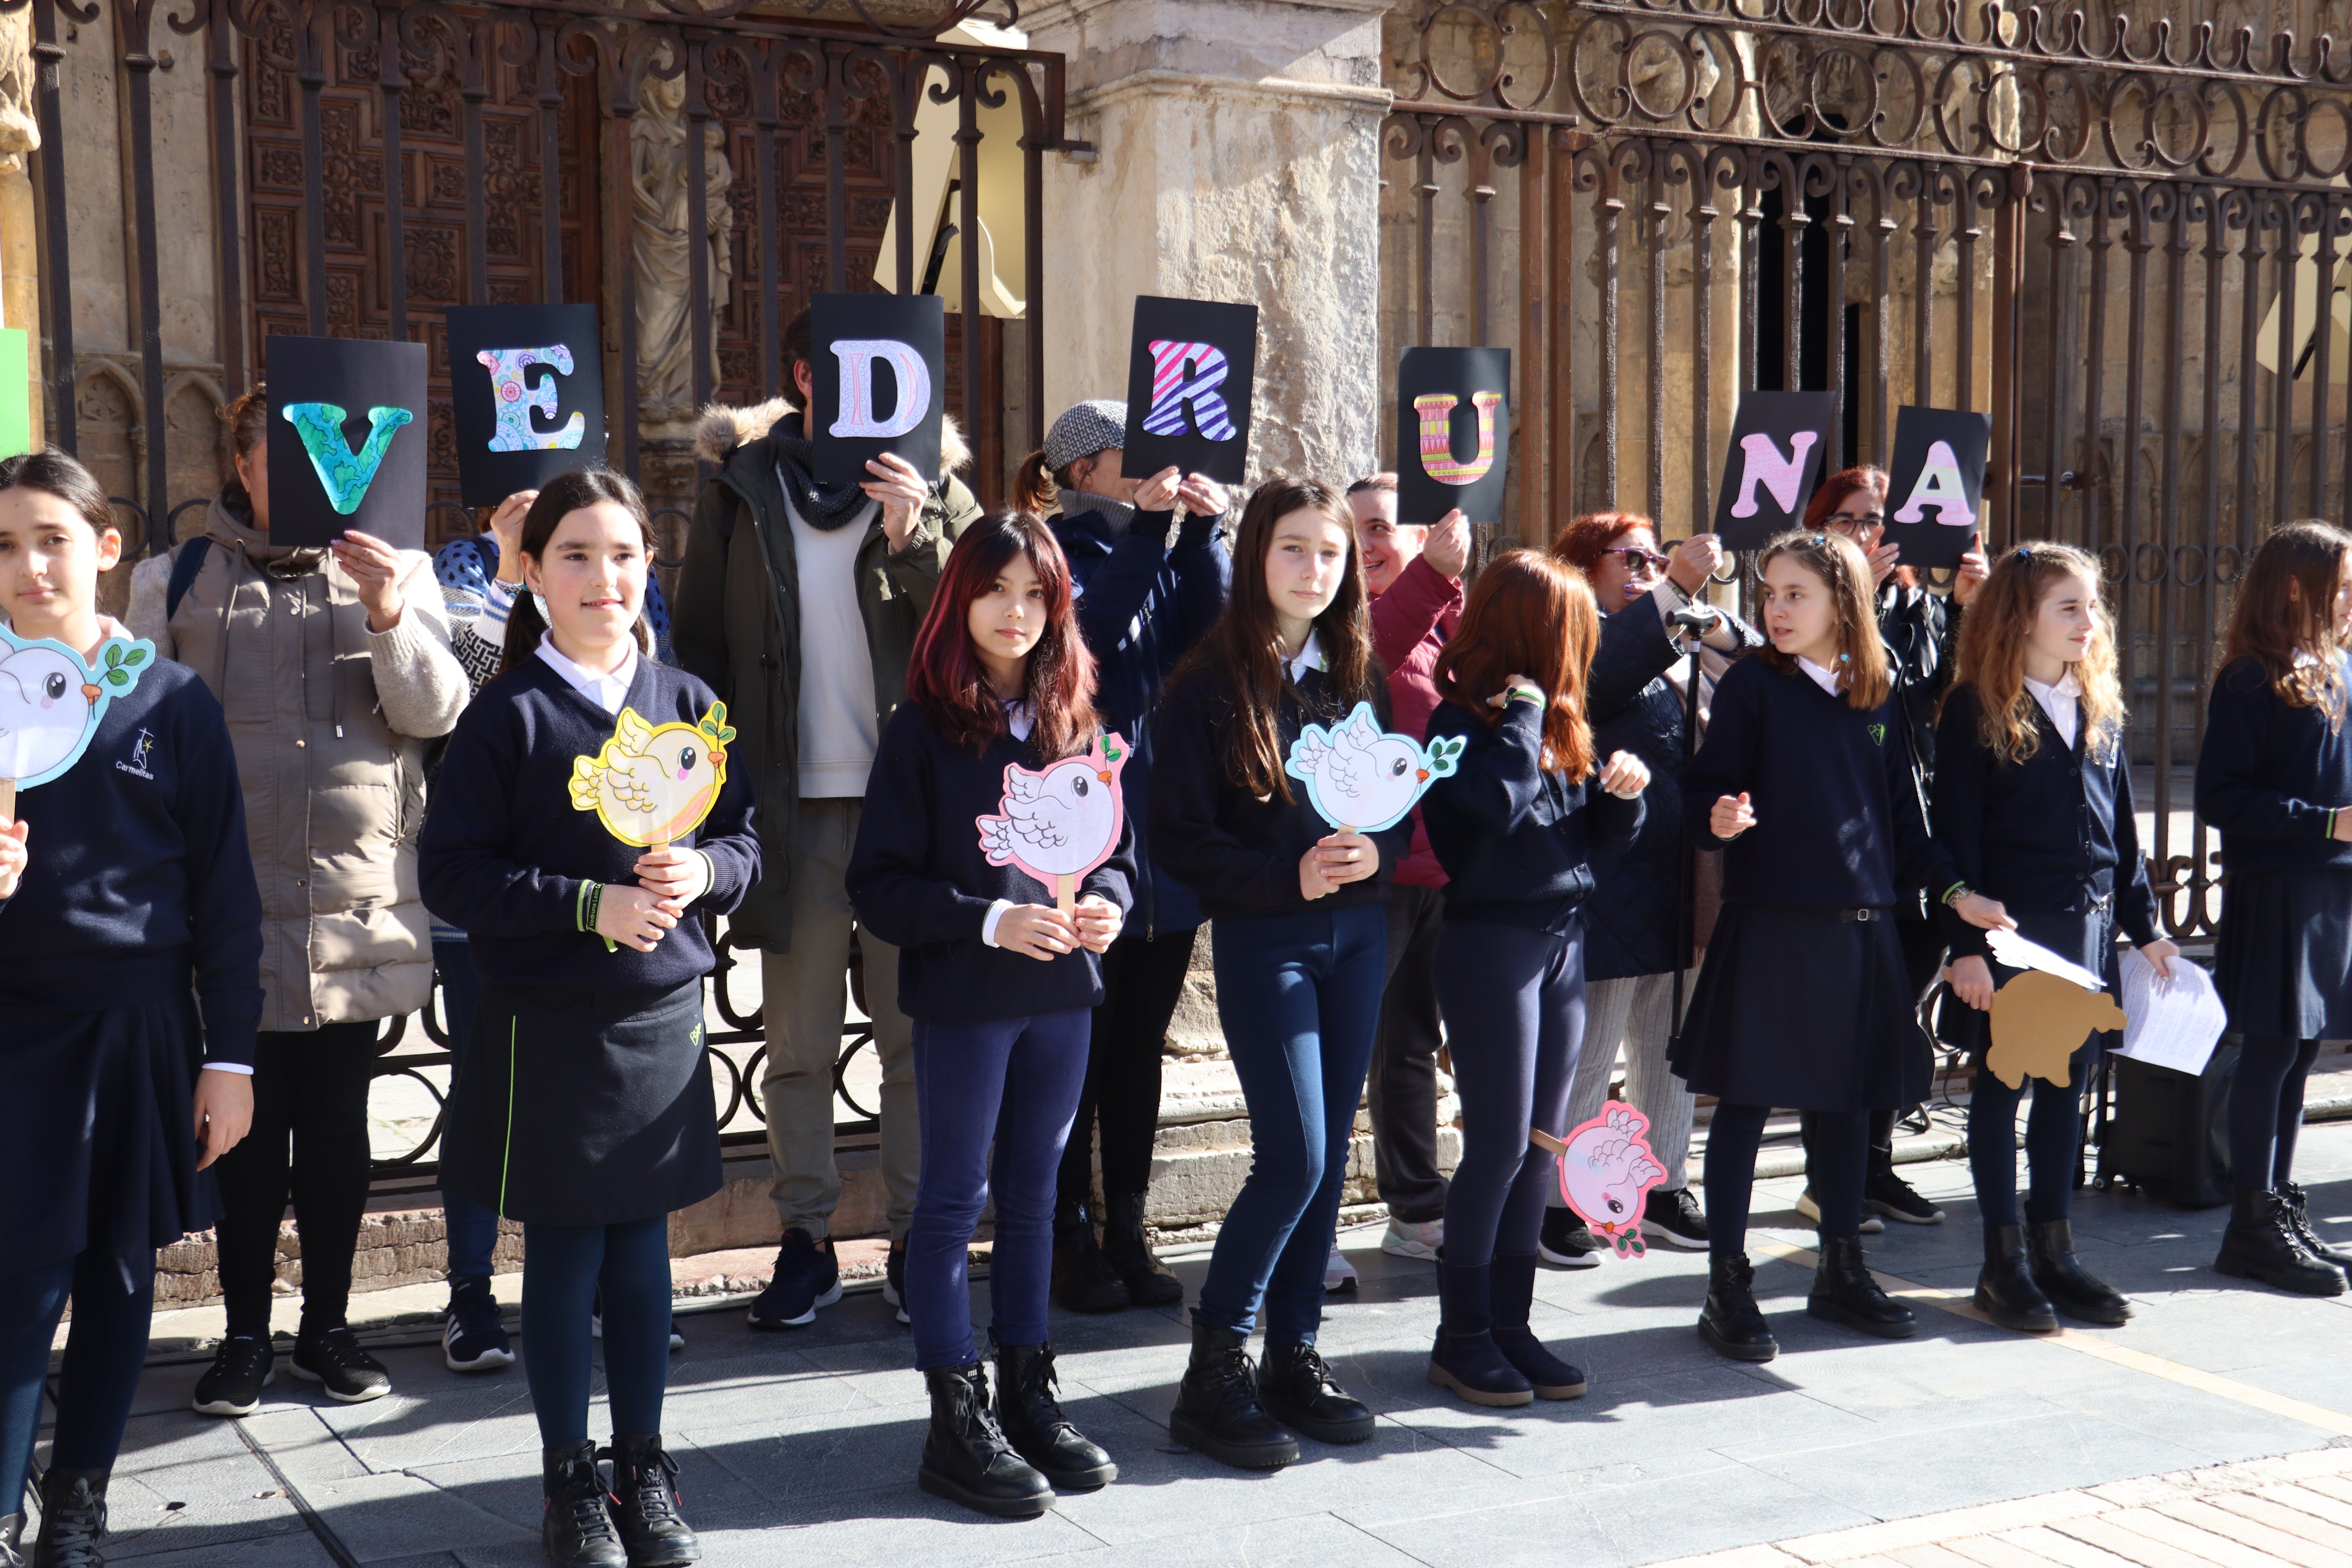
[418,656,760,990]
[2194,654,2352,880]
[846,703,1137,1023]
[1931,682,2161,959]
[1149,662,1414,921]
[1421,696,1645,933]
[1681,654,1960,910]
[0,655,263,1065]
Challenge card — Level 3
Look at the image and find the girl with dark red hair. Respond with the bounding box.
[848,511,1136,1519]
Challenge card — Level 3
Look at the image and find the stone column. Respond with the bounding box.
[1027,0,1390,486]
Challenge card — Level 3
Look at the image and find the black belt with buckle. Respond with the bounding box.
[1837,907,1881,923]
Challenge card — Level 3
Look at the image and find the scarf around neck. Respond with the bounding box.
[771,426,891,532]
[1059,486,1137,537]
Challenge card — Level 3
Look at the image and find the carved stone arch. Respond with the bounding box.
[72,359,146,615]
[162,371,232,539]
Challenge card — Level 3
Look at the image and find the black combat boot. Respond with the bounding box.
[606,1433,699,1566]
[2027,1219,2132,1325]
[1168,1319,1299,1469]
[1697,1254,1777,1362]
[994,1342,1116,1490]
[1100,1192,1184,1307]
[540,1441,626,1567]
[1806,1234,1917,1339]
[2214,1188,2347,1296]
[918,1363,1054,1518]
[1973,1224,2057,1333]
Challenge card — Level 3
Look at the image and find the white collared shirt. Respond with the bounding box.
[2023,671,2082,750]
[537,631,637,716]
[1285,630,1327,685]
[1796,655,1843,697]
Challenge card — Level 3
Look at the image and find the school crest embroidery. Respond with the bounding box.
[1868,723,1887,746]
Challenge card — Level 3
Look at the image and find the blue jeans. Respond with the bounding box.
[1194,904,1386,1347]
[907,1009,1092,1370]
[0,1234,150,1514]
[520,1216,671,1446]
[433,939,500,1281]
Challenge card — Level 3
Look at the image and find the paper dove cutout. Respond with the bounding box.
[976,732,1128,909]
[0,622,154,788]
[1283,700,1463,833]
[568,702,735,848]
[1552,1102,1670,1259]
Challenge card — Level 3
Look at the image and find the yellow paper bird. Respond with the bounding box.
[569,702,735,848]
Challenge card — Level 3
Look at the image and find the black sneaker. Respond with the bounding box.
[1640,1187,1709,1250]
[747,1228,841,1329]
[289,1326,391,1404]
[882,1240,910,1325]
[1864,1165,1946,1225]
[1538,1208,1602,1269]
[192,1335,274,1417]
[443,1277,515,1373]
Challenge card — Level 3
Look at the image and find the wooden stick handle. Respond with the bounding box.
[1055,873,1075,914]
[0,778,14,826]
[1528,1127,1567,1157]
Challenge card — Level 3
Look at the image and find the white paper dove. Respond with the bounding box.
[975,731,1129,910]
[1282,700,1462,833]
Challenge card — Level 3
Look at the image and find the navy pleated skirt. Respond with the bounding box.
[1669,903,1931,1111]
[2215,868,2352,1040]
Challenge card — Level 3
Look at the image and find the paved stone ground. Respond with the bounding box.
[43,1118,2352,1568]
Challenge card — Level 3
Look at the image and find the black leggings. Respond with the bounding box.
[1708,1104,1867,1260]
[2231,1035,2322,1191]
[1968,1054,2088,1227]
[211,1023,381,1339]
[1058,927,1197,1206]
[0,1233,151,1513]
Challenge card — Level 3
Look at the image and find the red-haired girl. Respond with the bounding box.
[848,511,1136,1518]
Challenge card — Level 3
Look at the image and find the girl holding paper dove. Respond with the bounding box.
[1933,542,2176,1330]
[2196,521,2352,1296]
[1675,530,2013,1363]
[418,468,759,1568]
[1151,476,1412,1468]
[846,511,1136,1519]
[1416,550,1650,1407]
[0,450,261,1568]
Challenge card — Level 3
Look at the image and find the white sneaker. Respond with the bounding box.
[1795,1187,1884,1235]
[1381,1218,1444,1260]
[1324,1245,1359,1293]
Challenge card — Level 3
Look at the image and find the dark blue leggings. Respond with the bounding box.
[1969,1051,2089,1227]
[1706,1103,1866,1259]
[432,939,501,1281]
[1435,920,1586,1268]
[907,1009,1091,1371]
[521,1217,671,1446]
[0,1241,151,1513]
[1195,905,1386,1347]
[2232,1035,2322,1191]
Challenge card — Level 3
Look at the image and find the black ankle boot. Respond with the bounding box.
[1100,1192,1184,1307]
[2026,1219,2132,1325]
[1973,1225,2057,1333]
[1258,1343,1374,1442]
[1487,1253,1586,1399]
[1697,1254,1778,1362]
[1050,1200,1130,1314]
[2279,1183,2352,1269]
[1426,1251,1532,1407]
[1169,1318,1299,1469]
[2215,1188,2348,1296]
[1807,1234,1917,1339]
[994,1343,1116,1489]
[540,1441,626,1567]
[30,1469,107,1568]
[919,1363,1054,1517]
[606,1434,699,1566]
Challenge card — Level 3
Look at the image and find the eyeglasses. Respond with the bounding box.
[1607,546,1670,572]
[1828,512,1887,534]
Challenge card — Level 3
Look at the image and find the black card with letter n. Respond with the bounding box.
[1122,296,1258,485]
[1711,390,1838,550]
[264,334,430,550]
[812,292,946,490]
[445,304,606,507]
[1882,406,1992,571]
[1396,347,1512,526]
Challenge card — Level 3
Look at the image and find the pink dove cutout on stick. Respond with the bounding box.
[1534,1102,1669,1259]
[975,732,1129,913]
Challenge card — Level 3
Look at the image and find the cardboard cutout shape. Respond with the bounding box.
[1123,296,1258,484]
[445,304,607,507]
[1535,1102,1669,1259]
[265,336,430,549]
[1396,347,1512,526]
[570,703,736,849]
[975,732,1130,913]
[1713,391,1838,549]
[1987,969,2127,1090]
[1283,701,1463,834]
[1883,406,1992,571]
[0,622,156,823]
[812,292,945,490]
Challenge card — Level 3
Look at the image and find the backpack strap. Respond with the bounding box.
[165,535,212,623]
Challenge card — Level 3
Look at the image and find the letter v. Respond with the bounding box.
[282,403,415,515]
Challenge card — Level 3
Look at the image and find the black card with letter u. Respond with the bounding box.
[1396,347,1512,526]
[264,335,430,549]
[445,304,606,508]
[812,292,946,490]
[1122,296,1258,485]
[1711,390,1837,550]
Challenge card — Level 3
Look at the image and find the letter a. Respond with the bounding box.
[1142,341,1238,441]
[1891,439,1976,530]
[829,339,932,439]
[1413,391,1503,486]
[476,346,585,453]
[281,403,415,515]
[1727,430,1819,520]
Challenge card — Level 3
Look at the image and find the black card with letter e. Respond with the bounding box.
[812,292,946,490]
[445,304,606,508]
[1711,390,1838,550]
[264,335,430,550]
[1882,406,1992,570]
[1122,296,1258,485]
[1396,347,1512,526]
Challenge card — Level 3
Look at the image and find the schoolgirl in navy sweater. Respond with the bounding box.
[0,450,261,1565]
[1677,530,2011,1363]
[1418,551,1648,1408]
[846,511,1134,1519]
[1933,543,2176,1331]
[1150,476,1412,1470]
[2194,520,2352,1297]
[419,468,759,1568]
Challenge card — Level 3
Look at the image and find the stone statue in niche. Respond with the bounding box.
[632,69,733,422]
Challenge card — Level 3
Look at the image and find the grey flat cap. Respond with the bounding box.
[1044,399,1128,473]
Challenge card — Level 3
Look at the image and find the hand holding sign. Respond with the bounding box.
[265,336,429,549]
[1713,391,1837,549]
[976,732,1130,915]
[814,292,946,490]
[569,702,737,951]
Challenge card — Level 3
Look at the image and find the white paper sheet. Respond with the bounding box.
[1985,926,2108,993]
[2113,948,2228,1077]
